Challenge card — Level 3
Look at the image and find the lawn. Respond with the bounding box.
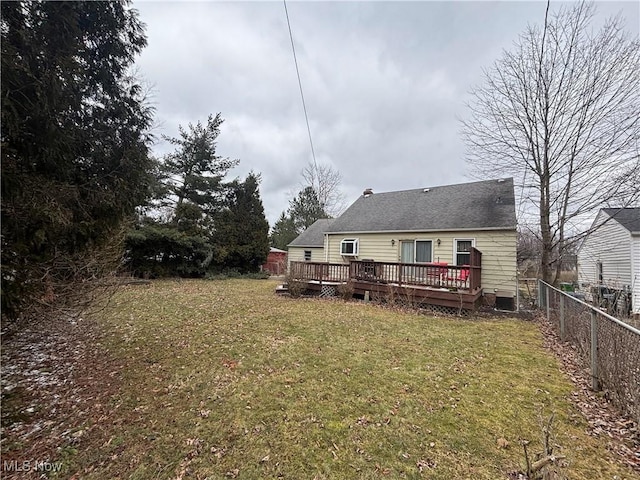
[52,279,636,478]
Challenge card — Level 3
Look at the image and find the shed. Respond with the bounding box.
[263,247,287,275]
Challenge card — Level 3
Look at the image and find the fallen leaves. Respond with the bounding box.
[1,316,124,480]
[538,315,640,473]
[222,359,239,370]
[416,458,437,472]
[3,280,638,479]
[497,437,510,449]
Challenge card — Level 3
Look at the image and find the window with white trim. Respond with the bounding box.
[340,238,359,256]
[455,239,474,265]
[304,250,312,261]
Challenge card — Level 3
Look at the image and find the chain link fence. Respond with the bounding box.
[538,280,640,424]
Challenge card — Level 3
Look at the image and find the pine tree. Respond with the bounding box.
[270,212,298,250]
[126,114,241,277]
[289,186,329,233]
[1,1,155,320]
[214,173,270,273]
[161,113,238,215]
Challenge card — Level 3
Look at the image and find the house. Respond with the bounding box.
[287,178,518,310]
[577,208,640,316]
[262,247,288,275]
[288,218,334,263]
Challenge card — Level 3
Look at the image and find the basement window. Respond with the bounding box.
[340,238,359,256]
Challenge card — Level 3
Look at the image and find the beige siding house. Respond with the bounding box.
[288,178,518,306]
[577,208,640,315]
[288,218,334,266]
[324,230,517,296]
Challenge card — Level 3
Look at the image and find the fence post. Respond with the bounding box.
[537,279,543,308]
[546,286,551,321]
[590,310,599,391]
[559,295,565,341]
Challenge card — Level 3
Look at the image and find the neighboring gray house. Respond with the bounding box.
[577,208,640,315]
[288,218,335,265]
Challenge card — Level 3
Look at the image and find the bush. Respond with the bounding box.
[285,274,306,298]
[336,281,355,301]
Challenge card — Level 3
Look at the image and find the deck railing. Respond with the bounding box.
[289,261,351,283]
[289,248,481,291]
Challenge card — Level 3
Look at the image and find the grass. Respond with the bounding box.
[61,279,634,479]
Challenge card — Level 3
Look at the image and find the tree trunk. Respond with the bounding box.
[540,180,554,285]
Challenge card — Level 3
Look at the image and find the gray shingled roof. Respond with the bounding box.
[603,208,640,233]
[288,218,335,247]
[326,178,516,233]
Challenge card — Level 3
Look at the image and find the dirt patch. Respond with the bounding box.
[1,315,122,478]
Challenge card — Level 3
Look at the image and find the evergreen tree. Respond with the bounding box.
[270,212,298,250]
[161,113,238,215]
[1,1,155,320]
[214,173,269,273]
[126,114,242,277]
[289,186,328,233]
[126,211,213,278]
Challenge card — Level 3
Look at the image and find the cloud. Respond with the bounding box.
[133,0,639,226]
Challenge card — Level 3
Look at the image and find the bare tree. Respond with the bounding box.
[462,1,640,284]
[301,162,346,217]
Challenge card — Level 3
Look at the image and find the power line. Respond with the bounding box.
[283,0,318,169]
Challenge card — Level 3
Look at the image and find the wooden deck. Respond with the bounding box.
[287,249,483,310]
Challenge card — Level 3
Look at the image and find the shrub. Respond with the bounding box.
[285,274,306,298]
[336,281,355,301]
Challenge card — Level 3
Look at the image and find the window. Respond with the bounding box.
[304,250,312,261]
[455,239,474,265]
[597,261,603,283]
[415,240,432,263]
[400,240,432,263]
[340,238,359,256]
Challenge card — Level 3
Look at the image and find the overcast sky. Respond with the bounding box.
[132,0,639,226]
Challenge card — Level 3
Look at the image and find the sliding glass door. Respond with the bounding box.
[400,240,432,282]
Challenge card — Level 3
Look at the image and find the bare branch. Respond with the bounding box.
[462,1,640,283]
[300,161,347,217]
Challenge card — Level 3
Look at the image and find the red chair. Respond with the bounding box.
[447,265,470,288]
[427,262,449,286]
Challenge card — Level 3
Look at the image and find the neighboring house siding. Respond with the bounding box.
[578,211,632,290]
[325,230,517,296]
[632,235,640,315]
